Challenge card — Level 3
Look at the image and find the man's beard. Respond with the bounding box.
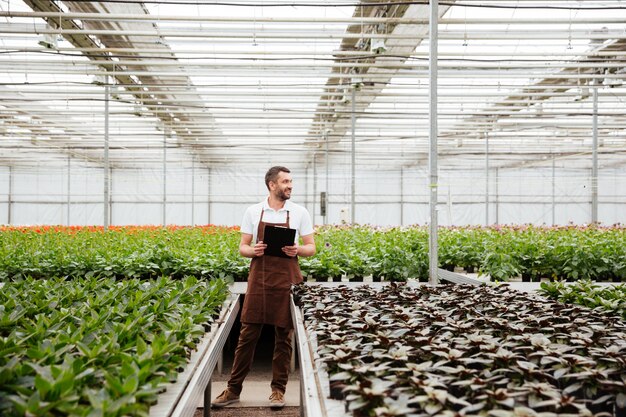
[277,189,291,201]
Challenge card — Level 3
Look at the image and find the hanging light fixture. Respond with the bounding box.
[603,68,622,88]
[91,75,106,85]
[371,38,386,54]
[38,33,57,50]
[371,22,387,54]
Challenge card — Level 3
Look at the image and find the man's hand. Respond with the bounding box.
[253,241,267,257]
[282,245,298,257]
[240,234,266,258]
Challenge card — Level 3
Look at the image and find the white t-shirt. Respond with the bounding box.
[241,198,314,244]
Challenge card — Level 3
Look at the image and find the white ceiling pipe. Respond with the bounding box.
[8,45,622,58]
[3,58,626,71]
[7,125,626,134]
[4,146,622,155]
[2,59,624,74]
[0,11,423,24]
[2,81,617,92]
[0,36,614,48]
[5,143,624,153]
[17,111,625,120]
[5,90,626,100]
[5,103,626,113]
[5,89,624,100]
[3,21,626,35]
[6,106,625,116]
[0,24,433,39]
[6,98,626,109]
[21,136,618,144]
[7,107,623,118]
[17,46,626,57]
[7,125,623,137]
[1,145,622,155]
[437,30,626,40]
[8,90,626,101]
[4,10,626,25]
[0,97,349,104]
[6,110,626,121]
[3,23,626,40]
[50,134,625,141]
[53,121,620,129]
[8,59,618,71]
[12,129,623,137]
[12,120,621,130]
[3,142,624,154]
[16,129,612,141]
[8,141,617,152]
[3,67,626,79]
[7,128,626,138]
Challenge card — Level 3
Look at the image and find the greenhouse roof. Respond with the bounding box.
[0,0,625,171]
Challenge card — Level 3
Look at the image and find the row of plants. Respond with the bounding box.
[539,280,626,320]
[304,224,626,282]
[293,283,626,417]
[0,224,624,282]
[0,276,229,416]
[0,225,248,281]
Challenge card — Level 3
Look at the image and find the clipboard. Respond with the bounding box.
[263,225,296,258]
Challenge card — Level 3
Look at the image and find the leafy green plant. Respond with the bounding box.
[0,226,247,282]
[0,276,229,417]
[539,280,626,320]
[0,224,624,283]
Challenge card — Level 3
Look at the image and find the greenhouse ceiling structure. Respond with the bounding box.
[0,0,625,227]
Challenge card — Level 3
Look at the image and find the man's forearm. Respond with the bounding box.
[297,243,316,257]
[240,244,256,258]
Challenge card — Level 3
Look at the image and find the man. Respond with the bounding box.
[212,166,315,409]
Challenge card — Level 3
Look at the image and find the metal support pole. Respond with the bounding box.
[400,166,404,226]
[104,77,110,230]
[304,165,309,214]
[163,127,167,227]
[191,159,195,226]
[351,85,356,224]
[67,153,71,225]
[485,132,489,226]
[313,154,317,224]
[109,168,113,225]
[591,82,598,224]
[203,383,211,417]
[447,186,452,225]
[495,167,500,225]
[552,156,556,226]
[7,165,12,225]
[325,134,329,225]
[300,377,305,417]
[207,167,211,225]
[428,0,439,285]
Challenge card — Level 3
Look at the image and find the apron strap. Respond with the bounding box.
[260,205,290,225]
[257,204,290,242]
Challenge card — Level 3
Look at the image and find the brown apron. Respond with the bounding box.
[240,209,303,329]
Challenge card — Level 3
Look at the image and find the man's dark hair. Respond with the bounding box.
[265,166,290,190]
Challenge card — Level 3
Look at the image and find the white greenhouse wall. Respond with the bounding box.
[1,163,624,227]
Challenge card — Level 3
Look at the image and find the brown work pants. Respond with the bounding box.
[227,322,293,395]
